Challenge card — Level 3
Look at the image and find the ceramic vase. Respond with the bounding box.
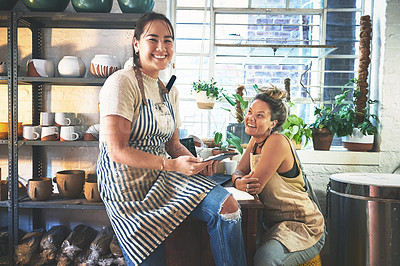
[28,178,53,201]
[71,0,113,13]
[58,56,86,78]
[90,54,120,78]
[27,59,55,77]
[22,0,70,12]
[117,0,154,13]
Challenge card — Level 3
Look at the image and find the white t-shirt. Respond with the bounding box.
[99,68,182,142]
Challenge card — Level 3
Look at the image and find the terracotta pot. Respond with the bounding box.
[290,139,302,150]
[90,54,120,78]
[342,128,374,152]
[58,56,86,78]
[28,178,53,201]
[54,170,85,199]
[84,179,101,202]
[312,128,334,151]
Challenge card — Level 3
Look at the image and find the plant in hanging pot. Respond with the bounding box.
[334,78,379,151]
[309,104,339,151]
[212,131,243,155]
[281,114,312,150]
[191,78,224,109]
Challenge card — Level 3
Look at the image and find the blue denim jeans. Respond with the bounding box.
[121,184,247,266]
[254,229,326,266]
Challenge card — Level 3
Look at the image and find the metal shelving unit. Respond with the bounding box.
[3,11,141,263]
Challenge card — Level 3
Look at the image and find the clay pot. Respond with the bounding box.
[0,122,23,139]
[22,0,70,12]
[28,178,53,201]
[71,0,113,13]
[58,56,86,78]
[118,0,154,13]
[312,128,334,151]
[196,91,216,109]
[27,59,55,77]
[90,54,120,78]
[84,179,101,202]
[54,170,85,199]
[342,128,374,152]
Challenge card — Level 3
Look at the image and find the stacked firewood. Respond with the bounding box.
[356,15,372,122]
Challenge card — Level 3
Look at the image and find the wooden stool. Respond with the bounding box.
[298,253,322,266]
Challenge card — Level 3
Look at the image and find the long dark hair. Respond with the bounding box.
[133,12,175,68]
[254,86,288,133]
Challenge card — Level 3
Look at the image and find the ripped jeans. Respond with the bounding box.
[125,184,247,266]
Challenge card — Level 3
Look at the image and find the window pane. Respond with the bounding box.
[176,24,210,40]
[251,0,286,8]
[215,0,248,8]
[175,39,210,53]
[176,10,210,24]
[289,0,323,9]
[327,0,359,8]
[326,12,360,55]
[177,0,210,8]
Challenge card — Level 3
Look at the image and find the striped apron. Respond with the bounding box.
[97,69,217,265]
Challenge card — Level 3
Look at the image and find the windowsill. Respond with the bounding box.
[297,147,380,166]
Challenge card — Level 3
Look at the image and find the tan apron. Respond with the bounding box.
[251,136,324,252]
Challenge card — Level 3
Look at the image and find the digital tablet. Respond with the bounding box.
[203,152,239,162]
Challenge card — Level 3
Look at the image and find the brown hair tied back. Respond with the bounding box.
[254,83,288,133]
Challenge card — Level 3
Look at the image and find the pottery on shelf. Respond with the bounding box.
[28,178,53,201]
[58,56,86,78]
[22,0,70,12]
[27,59,55,78]
[0,61,6,75]
[84,179,102,202]
[117,0,154,13]
[0,0,18,11]
[90,54,120,78]
[123,57,134,69]
[71,0,113,13]
[54,170,85,199]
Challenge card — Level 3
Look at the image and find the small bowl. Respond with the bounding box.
[21,0,70,12]
[0,0,18,11]
[71,0,113,13]
[117,0,154,13]
[0,122,23,139]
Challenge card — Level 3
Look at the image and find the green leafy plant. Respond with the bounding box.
[282,114,312,146]
[309,103,340,134]
[334,78,379,137]
[213,131,243,154]
[191,78,224,100]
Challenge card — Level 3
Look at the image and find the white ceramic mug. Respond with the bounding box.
[60,126,79,141]
[224,160,238,175]
[73,125,87,139]
[23,125,40,140]
[40,112,55,126]
[41,126,59,141]
[55,112,81,126]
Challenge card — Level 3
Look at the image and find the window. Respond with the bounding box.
[169,0,369,146]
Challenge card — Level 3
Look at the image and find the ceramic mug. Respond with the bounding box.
[23,125,40,140]
[84,179,101,202]
[41,126,59,141]
[54,170,85,199]
[224,160,238,175]
[60,126,80,141]
[28,178,53,201]
[55,112,81,126]
[40,112,55,126]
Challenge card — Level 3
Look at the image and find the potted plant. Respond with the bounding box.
[212,131,243,155]
[281,114,312,150]
[334,78,379,151]
[191,78,224,109]
[309,104,339,151]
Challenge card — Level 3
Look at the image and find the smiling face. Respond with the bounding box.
[133,19,174,78]
[245,99,277,140]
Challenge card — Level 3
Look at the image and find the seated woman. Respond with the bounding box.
[232,86,325,266]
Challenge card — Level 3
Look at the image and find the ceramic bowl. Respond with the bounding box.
[117,0,154,13]
[22,0,70,12]
[0,0,18,11]
[71,0,113,13]
[28,178,53,201]
[27,59,55,78]
[58,56,86,78]
[90,54,120,78]
[54,170,85,199]
[0,122,23,139]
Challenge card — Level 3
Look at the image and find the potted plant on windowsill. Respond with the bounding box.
[191,78,224,109]
[309,104,339,151]
[281,114,312,150]
[212,131,243,155]
[334,78,379,151]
